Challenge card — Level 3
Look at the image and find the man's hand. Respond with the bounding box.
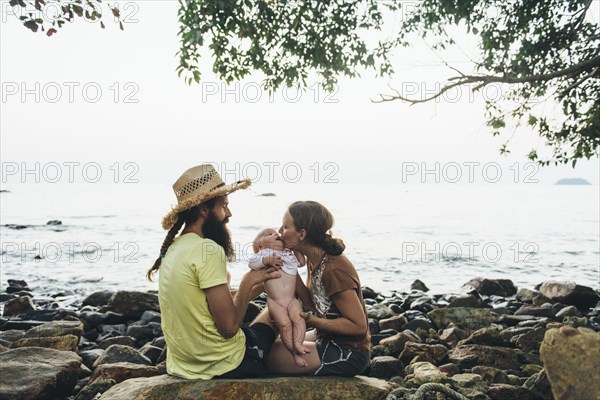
[262,254,283,268]
[242,265,281,287]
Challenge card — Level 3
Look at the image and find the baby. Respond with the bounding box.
[249,228,309,367]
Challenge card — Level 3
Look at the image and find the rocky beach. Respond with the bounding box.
[0,277,599,400]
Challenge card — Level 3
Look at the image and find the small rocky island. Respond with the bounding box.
[0,277,599,399]
[555,178,591,185]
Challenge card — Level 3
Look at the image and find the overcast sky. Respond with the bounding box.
[1,1,599,187]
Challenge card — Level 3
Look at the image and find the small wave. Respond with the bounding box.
[68,215,117,219]
[68,276,104,284]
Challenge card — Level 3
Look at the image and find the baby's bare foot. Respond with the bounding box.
[295,344,310,355]
[293,353,308,368]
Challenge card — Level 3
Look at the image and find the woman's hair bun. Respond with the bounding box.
[324,235,345,256]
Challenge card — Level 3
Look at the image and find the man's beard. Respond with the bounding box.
[203,211,234,261]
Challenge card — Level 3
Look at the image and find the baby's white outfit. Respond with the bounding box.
[248,248,299,275]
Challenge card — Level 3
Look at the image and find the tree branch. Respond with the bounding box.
[374,56,600,104]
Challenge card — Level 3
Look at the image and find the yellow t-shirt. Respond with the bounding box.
[158,233,245,379]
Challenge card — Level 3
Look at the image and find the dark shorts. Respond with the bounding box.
[215,322,276,379]
[313,339,370,376]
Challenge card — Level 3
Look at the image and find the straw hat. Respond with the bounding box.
[161,164,251,230]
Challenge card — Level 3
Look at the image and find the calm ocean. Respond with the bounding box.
[1,183,598,297]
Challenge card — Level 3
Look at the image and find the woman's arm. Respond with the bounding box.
[295,274,316,312]
[301,289,367,337]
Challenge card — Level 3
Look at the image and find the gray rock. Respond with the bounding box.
[523,370,552,400]
[439,325,470,347]
[513,326,546,352]
[487,384,536,400]
[24,319,84,340]
[140,344,163,364]
[151,336,166,349]
[362,287,379,299]
[410,280,429,292]
[458,327,509,347]
[0,330,25,343]
[80,349,104,369]
[437,363,460,377]
[79,311,108,327]
[99,324,127,338]
[82,290,115,307]
[88,362,165,385]
[101,291,160,319]
[379,331,420,357]
[2,296,35,316]
[93,345,152,368]
[451,373,488,393]
[126,325,155,342]
[369,356,404,379]
[409,296,436,312]
[448,294,483,308]
[404,362,448,386]
[555,305,581,319]
[140,310,162,324]
[449,345,524,370]
[74,379,116,400]
[0,347,81,400]
[368,319,380,334]
[79,364,93,378]
[462,278,517,297]
[378,315,407,332]
[539,281,600,310]
[399,342,448,366]
[514,305,555,319]
[367,304,395,320]
[98,335,137,349]
[10,334,79,352]
[403,317,433,332]
[369,344,390,358]
[471,366,509,384]
[428,307,495,330]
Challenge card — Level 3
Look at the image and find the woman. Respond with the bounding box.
[265,200,371,376]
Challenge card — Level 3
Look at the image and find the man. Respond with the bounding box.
[147,164,281,379]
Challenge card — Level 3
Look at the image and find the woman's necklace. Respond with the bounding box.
[310,253,331,318]
[310,252,328,273]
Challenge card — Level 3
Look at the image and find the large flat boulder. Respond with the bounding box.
[23,320,84,340]
[540,326,600,400]
[101,375,394,400]
[0,347,81,400]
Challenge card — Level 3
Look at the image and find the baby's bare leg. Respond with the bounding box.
[267,298,307,367]
[287,298,309,355]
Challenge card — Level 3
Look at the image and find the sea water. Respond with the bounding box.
[1,183,598,297]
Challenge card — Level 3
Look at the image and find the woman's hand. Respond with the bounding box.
[299,311,315,327]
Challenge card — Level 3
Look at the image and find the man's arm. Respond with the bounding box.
[206,267,281,339]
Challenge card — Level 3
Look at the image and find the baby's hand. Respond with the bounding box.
[263,254,283,268]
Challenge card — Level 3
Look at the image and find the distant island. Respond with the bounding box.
[555,178,591,185]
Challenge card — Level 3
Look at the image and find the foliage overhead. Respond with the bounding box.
[11,0,600,166]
